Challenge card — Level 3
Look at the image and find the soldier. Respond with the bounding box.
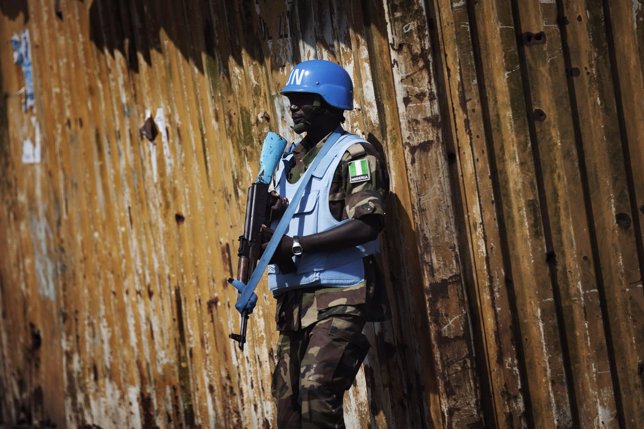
[264,60,389,428]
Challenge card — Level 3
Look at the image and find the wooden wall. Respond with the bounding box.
[0,1,641,428]
[432,0,644,426]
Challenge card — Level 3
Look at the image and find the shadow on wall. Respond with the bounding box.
[87,0,288,75]
[364,189,438,426]
[0,0,29,22]
[361,134,437,425]
[3,1,388,80]
[86,0,388,77]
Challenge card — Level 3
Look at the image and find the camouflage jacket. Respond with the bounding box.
[276,131,389,331]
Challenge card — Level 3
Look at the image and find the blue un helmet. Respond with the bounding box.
[281,60,354,110]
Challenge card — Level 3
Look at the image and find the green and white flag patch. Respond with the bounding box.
[349,159,370,183]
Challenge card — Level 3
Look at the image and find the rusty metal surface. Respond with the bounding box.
[0,1,642,428]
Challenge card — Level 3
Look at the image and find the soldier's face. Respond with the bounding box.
[286,93,321,134]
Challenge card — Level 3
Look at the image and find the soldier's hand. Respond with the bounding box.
[260,226,297,273]
[228,278,258,314]
[266,191,289,223]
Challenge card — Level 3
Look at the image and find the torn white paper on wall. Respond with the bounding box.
[22,116,42,164]
[22,138,41,164]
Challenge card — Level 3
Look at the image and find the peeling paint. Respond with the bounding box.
[634,1,644,23]
[10,29,35,111]
[29,214,55,300]
[21,116,41,164]
[21,139,40,164]
[152,107,172,175]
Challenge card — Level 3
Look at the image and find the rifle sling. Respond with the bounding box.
[233,129,345,312]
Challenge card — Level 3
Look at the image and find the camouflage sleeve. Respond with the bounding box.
[329,142,389,221]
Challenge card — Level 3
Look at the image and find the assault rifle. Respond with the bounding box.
[228,132,287,351]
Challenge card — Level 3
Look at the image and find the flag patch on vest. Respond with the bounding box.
[348,159,370,183]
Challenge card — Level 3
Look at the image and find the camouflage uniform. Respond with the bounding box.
[272,133,388,428]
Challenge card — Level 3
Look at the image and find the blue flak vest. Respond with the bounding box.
[268,129,380,293]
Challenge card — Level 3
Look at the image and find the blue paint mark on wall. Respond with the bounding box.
[11,29,35,111]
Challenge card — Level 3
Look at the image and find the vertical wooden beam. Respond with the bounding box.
[428,0,530,426]
[382,0,483,426]
[560,0,644,426]
[468,0,576,426]
[513,0,619,426]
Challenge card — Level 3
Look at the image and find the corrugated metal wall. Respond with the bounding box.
[0,1,641,428]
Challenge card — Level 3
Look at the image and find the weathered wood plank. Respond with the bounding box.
[470,0,576,426]
[429,0,529,426]
[356,2,441,427]
[514,1,619,427]
[383,0,483,427]
[561,0,644,426]
[605,0,644,272]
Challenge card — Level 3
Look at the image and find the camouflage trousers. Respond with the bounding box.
[271,315,370,429]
